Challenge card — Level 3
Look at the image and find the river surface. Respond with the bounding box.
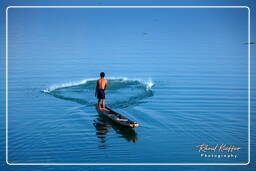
[5,7,250,167]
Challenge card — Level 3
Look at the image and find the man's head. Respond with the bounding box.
[100,72,105,78]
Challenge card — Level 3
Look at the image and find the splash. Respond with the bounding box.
[42,79,93,93]
[42,77,154,108]
[42,77,154,93]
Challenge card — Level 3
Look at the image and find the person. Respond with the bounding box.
[95,72,109,111]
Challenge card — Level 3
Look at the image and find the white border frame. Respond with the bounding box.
[5,6,251,166]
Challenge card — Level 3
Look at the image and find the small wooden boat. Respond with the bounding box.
[96,105,139,128]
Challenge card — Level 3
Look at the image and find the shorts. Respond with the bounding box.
[97,89,105,99]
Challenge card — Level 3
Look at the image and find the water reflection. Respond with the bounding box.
[93,113,138,149]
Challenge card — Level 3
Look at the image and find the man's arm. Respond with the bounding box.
[95,80,99,96]
[104,80,108,90]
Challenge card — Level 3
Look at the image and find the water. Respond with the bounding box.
[5,7,251,167]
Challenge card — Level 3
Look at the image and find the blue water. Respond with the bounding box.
[1,2,255,171]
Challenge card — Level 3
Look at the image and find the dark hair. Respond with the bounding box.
[100,72,105,78]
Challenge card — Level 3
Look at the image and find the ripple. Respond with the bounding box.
[42,77,154,108]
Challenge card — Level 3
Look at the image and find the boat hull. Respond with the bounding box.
[96,105,139,128]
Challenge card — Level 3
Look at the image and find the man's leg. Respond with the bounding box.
[102,99,105,108]
[101,99,109,111]
[97,99,101,108]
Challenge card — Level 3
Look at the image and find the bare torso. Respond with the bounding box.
[98,78,107,89]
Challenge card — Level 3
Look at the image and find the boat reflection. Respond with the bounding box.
[93,113,139,149]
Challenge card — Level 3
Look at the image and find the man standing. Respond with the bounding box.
[95,72,109,111]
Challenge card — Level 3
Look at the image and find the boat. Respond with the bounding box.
[96,105,139,128]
